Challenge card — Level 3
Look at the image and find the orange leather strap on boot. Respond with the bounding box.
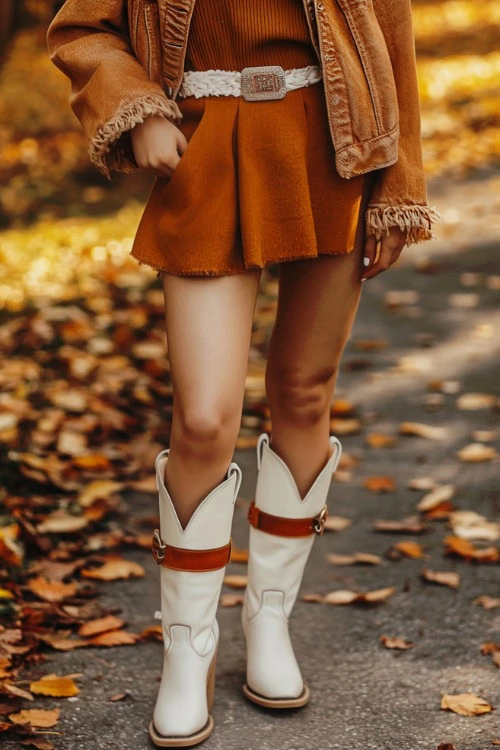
[152,529,232,571]
[248,501,328,537]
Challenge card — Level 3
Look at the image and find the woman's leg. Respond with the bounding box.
[161,269,261,528]
[265,244,363,498]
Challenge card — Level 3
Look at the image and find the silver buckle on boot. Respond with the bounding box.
[241,65,287,101]
[313,506,328,535]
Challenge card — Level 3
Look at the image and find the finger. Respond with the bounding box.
[361,235,378,281]
[361,238,394,280]
[176,131,189,155]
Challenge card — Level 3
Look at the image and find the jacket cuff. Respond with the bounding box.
[365,204,443,245]
[88,94,183,179]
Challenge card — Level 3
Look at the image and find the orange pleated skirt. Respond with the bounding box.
[130,0,368,277]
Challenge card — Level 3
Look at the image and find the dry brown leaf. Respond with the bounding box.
[219,594,244,607]
[87,630,138,647]
[449,511,499,542]
[437,744,458,750]
[441,692,493,716]
[230,546,249,564]
[110,693,127,702]
[36,633,90,651]
[326,552,381,566]
[302,593,325,603]
[36,513,89,534]
[417,484,455,512]
[456,392,496,410]
[8,707,60,727]
[19,737,56,749]
[81,558,145,580]
[490,741,500,746]
[27,576,78,603]
[30,674,80,697]
[421,568,460,589]
[408,477,437,491]
[4,682,34,700]
[324,515,352,532]
[457,443,497,463]
[323,587,396,605]
[78,480,124,507]
[323,590,358,605]
[223,575,248,589]
[373,517,427,534]
[78,615,124,637]
[399,422,447,440]
[363,476,397,493]
[393,541,425,559]
[444,535,500,563]
[353,338,389,350]
[330,418,362,436]
[380,635,414,650]
[474,596,500,610]
[365,433,398,448]
[480,642,500,655]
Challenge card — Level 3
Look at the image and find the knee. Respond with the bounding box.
[174,402,240,460]
[266,364,338,427]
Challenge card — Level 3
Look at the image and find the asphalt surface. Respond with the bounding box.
[5,172,500,750]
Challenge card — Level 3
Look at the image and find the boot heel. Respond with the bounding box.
[206,647,217,712]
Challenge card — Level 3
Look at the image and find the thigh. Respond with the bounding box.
[161,270,261,415]
[267,245,363,381]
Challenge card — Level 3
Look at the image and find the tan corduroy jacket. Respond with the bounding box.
[46,0,442,245]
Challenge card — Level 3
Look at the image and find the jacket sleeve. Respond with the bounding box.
[46,0,182,178]
[365,0,442,245]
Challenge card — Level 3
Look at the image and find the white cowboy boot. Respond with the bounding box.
[242,432,342,708]
[149,447,242,747]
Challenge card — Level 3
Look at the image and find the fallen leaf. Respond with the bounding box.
[373,517,428,534]
[326,552,381,566]
[456,392,496,410]
[363,476,397,493]
[474,596,500,610]
[323,587,396,605]
[81,558,145,580]
[391,541,425,559]
[421,568,460,589]
[87,630,138,647]
[324,515,352,532]
[444,536,500,563]
[230,546,249,564]
[219,594,244,607]
[380,635,414,650]
[417,484,455,512]
[399,422,447,440]
[78,615,125,637]
[8,707,60,728]
[449,511,499,542]
[30,674,80,697]
[78,480,124,507]
[441,692,493,716]
[26,576,78,603]
[365,433,398,448]
[223,575,248,589]
[457,443,497,463]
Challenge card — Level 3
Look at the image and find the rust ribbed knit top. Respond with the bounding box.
[184,0,319,71]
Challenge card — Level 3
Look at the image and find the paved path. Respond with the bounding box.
[5,172,500,750]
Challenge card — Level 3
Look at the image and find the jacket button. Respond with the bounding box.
[317,2,324,9]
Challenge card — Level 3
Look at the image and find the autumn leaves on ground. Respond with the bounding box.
[0,2,499,750]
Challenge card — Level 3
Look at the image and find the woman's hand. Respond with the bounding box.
[361,226,408,281]
[131,115,188,179]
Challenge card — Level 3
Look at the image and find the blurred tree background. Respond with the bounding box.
[0,0,499,309]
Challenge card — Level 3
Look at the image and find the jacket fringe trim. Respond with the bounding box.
[88,94,183,178]
[365,204,443,245]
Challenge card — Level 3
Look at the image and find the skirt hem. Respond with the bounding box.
[130,244,356,278]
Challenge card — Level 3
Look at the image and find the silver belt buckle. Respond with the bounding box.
[240,65,287,102]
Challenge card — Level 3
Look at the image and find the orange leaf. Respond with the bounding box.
[9,708,60,728]
[27,576,78,603]
[30,674,80,697]
[441,692,493,716]
[78,615,124,637]
[363,476,397,493]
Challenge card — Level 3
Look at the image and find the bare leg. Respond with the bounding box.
[161,269,261,528]
[265,244,364,498]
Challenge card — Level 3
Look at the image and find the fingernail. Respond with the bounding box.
[363,256,370,267]
[361,277,367,282]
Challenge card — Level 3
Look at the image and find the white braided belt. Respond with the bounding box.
[178,64,322,101]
